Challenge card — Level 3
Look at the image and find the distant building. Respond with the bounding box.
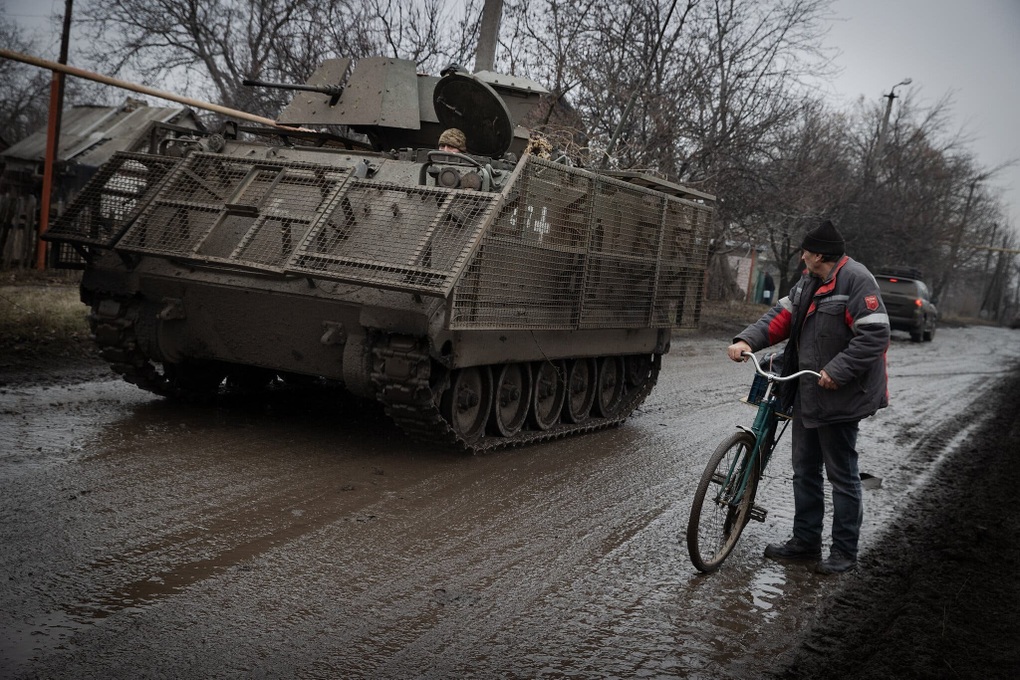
[0,100,203,268]
[1,98,203,199]
[722,241,775,304]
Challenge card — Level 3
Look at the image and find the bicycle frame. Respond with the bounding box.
[687,351,822,572]
[716,353,813,515]
[714,382,775,516]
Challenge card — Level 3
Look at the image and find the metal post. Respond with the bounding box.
[36,0,74,270]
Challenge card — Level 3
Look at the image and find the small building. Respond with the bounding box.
[0,100,203,269]
[712,240,775,304]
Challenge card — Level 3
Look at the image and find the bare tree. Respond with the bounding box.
[501,0,831,173]
[362,0,482,72]
[77,0,327,116]
[0,15,52,143]
[672,0,833,202]
[734,99,857,293]
[76,0,483,119]
[664,0,833,296]
[840,89,1014,311]
[500,0,835,299]
[9,0,1017,309]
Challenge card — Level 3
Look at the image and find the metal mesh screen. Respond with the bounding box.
[117,153,351,271]
[110,152,499,295]
[289,181,500,295]
[49,149,708,326]
[655,198,709,327]
[49,242,86,269]
[44,152,181,247]
[450,156,711,330]
[450,160,593,327]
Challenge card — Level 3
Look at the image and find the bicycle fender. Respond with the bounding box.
[736,425,755,437]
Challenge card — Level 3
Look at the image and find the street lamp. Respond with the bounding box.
[876,77,912,160]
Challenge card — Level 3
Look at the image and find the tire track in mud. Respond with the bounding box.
[262,434,694,678]
[894,369,1004,463]
[1,387,448,661]
[58,439,453,622]
[4,328,1018,678]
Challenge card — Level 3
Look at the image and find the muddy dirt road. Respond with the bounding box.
[2,326,1018,678]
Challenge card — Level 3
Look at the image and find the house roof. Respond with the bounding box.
[0,101,203,168]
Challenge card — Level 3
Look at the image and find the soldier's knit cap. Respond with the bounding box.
[801,219,845,256]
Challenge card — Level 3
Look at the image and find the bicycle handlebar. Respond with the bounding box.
[742,351,821,381]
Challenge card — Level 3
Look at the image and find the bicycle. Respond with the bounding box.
[686,351,821,573]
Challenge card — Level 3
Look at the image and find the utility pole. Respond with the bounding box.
[872,77,911,175]
[36,0,74,270]
[981,234,1010,320]
[474,0,504,73]
[935,174,985,303]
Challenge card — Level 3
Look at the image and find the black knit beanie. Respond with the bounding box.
[801,220,845,256]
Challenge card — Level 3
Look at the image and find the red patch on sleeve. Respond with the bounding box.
[865,295,879,311]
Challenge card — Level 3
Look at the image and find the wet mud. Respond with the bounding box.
[769,363,1020,679]
[1,326,1018,678]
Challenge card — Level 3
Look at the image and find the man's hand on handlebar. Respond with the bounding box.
[818,369,839,390]
[727,341,752,362]
[729,344,824,383]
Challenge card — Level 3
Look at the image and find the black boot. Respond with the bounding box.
[763,537,821,561]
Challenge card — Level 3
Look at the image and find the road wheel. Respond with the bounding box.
[530,360,565,431]
[489,363,532,437]
[440,366,493,444]
[594,356,625,417]
[563,358,597,424]
[625,354,654,387]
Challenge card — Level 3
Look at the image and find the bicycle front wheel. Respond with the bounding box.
[687,430,761,573]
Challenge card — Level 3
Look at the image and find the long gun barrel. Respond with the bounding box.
[0,48,298,130]
[242,78,344,99]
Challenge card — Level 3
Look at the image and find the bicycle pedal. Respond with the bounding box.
[749,505,768,522]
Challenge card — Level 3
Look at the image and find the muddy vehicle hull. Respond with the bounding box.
[45,65,713,451]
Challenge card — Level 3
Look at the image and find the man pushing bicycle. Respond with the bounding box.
[726,219,891,574]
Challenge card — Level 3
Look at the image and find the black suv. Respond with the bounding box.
[875,268,937,342]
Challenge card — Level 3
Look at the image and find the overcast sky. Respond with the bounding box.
[822,0,1019,233]
[6,0,1019,232]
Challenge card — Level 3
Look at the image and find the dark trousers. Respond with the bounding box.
[790,417,863,557]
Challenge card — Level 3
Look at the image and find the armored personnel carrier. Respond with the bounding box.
[44,58,714,451]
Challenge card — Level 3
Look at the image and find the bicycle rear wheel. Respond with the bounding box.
[687,430,761,573]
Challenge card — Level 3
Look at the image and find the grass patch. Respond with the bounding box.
[0,281,95,368]
[698,299,771,335]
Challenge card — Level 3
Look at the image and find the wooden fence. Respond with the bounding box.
[0,193,66,270]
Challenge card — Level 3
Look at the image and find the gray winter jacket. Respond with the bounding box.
[735,256,890,427]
